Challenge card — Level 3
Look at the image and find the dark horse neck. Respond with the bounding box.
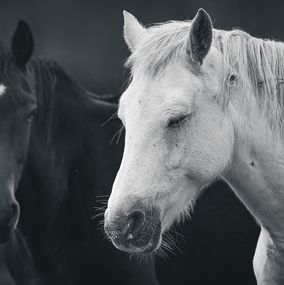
[20,58,122,235]
[16,58,130,284]
[17,58,157,285]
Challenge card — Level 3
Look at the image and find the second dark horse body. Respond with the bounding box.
[16,56,157,284]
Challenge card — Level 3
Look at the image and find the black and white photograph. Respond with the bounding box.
[0,0,283,284]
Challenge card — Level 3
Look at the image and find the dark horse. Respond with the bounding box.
[0,21,35,242]
[15,26,158,285]
[0,21,40,285]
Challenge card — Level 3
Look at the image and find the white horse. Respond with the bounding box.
[104,8,284,284]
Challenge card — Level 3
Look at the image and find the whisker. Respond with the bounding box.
[93,205,107,211]
[100,111,118,127]
[94,200,108,205]
[91,212,105,220]
[109,125,124,145]
[96,194,110,197]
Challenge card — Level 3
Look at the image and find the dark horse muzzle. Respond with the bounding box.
[104,205,161,254]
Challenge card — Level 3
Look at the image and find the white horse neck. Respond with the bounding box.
[215,28,284,285]
[222,101,284,284]
[223,102,284,244]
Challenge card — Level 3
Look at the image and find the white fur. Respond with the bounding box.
[106,11,284,284]
[123,11,147,52]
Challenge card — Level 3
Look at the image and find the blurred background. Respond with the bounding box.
[0,0,284,94]
[0,0,283,284]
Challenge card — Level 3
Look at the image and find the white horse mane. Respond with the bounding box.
[126,20,284,130]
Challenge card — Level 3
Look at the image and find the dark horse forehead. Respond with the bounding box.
[0,46,34,105]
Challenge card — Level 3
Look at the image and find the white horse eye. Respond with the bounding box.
[226,73,238,86]
[168,115,188,128]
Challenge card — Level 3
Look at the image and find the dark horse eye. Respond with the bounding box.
[168,115,188,128]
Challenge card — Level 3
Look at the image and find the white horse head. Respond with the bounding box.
[105,9,236,254]
[104,8,284,284]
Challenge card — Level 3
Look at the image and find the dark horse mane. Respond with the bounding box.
[29,57,119,145]
[22,56,120,258]
[17,57,158,285]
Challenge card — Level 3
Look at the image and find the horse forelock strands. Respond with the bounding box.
[126,20,284,132]
[125,21,192,75]
[0,45,15,70]
[0,44,25,79]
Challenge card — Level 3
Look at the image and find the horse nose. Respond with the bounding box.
[105,206,161,253]
[124,210,146,239]
[0,202,19,229]
[104,209,146,241]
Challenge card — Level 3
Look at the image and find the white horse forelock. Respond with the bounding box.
[126,20,284,133]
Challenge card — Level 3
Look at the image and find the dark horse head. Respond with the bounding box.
[0,21,35,243]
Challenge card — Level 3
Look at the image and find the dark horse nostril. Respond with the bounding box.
[125,210,146,240]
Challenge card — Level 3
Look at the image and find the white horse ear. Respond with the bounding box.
[187,9,213,65]
[123,11,146,52]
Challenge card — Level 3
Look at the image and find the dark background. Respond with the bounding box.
[1,0,284,94]
[0,0,283,284]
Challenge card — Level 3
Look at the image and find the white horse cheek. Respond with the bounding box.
[183,111,233,183]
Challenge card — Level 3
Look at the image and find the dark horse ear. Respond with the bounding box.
[11,20,34,68]
[187,9,213,65]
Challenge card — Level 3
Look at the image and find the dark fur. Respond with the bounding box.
[4,229,39,285]
[0,20,39,285]
[17,58,158,285]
